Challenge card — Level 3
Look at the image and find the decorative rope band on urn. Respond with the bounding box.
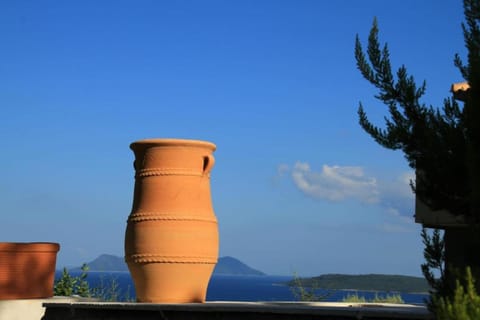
[135,168,209,178]
[127,212,218,223]
[125,254,218,264]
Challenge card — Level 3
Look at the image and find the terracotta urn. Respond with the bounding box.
[125,138,219,303]
[0,242,60,299]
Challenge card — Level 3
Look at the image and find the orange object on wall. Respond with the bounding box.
[0,242,60,299]
[125,138,219,303]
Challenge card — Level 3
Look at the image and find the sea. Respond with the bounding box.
[56,271,429,304]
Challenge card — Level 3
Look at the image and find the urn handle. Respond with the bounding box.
[202,154,215,175]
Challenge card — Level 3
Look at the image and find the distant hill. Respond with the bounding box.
[71,254,265,276]
[80,254,128,272]
[213,256,265,275]
[289,274,430,293]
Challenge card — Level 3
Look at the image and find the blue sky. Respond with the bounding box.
[0,1,466,276]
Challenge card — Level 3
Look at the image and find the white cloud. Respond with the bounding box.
[291,162,379,204]
[283,161,417,233]
[377,172,415,219]
[286,161,415,220]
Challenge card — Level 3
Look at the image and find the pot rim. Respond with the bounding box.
[0,242,60,252]
[130,138,216,151]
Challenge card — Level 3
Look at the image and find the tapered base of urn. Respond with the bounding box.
[127,262,216,303]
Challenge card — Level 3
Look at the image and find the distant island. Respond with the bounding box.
[289,274,430,293]
[70,256,428,293]
[70,254,265,276]
[213,256,265,276]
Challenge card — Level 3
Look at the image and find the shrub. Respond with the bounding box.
[290,272,332,302]
[54,264,132,301]
[342,293,367,303]
[435,267,480,320]
[54,264,91,297]
[342,293,404,304]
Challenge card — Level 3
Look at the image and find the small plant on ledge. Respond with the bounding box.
[53,264,132,301]
[54,264,91,297]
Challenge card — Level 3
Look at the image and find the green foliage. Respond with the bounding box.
[356,0,480,310]
[355,0,480,222]
[54,264,133,301]
[54,264,91,297]
[342,293,367,303]
[421,228,448,307]
[290,272,332,302]
[435,268,480,320]
[90,274,134,302]
[90,275,121,302]
[342,293,404,304]
[372,293,404,304]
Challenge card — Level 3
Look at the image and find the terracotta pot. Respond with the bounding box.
[0,242,60,299]
[125,138,218,303]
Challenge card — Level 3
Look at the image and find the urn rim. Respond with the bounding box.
[130,138,216,151]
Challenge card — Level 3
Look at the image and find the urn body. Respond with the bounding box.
[125,139,218,303]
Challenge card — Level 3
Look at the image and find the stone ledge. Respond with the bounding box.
[0,296,96,320]
[43,301,433,320]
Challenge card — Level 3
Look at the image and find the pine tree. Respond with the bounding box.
[354,0,480,301]
[354,15,474,221]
